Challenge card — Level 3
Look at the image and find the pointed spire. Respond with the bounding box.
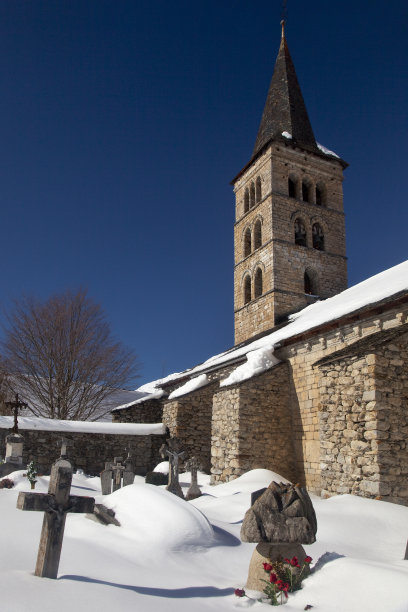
[252,26,316,157]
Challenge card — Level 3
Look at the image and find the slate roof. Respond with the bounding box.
[252,27,317,157]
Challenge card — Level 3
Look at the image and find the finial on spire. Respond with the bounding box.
[280,19,285,39]
[280,0,287,38]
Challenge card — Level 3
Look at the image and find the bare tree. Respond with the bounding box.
[1,289,139,420]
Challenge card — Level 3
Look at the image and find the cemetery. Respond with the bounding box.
[1,427,408,611]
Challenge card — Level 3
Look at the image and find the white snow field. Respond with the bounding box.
[1,468,408,612]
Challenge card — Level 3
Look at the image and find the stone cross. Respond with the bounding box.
[16,445,95,579]
[160,437,185,499]
[5,393,28,433]
[111,457,125,492]
[185,456,202,501]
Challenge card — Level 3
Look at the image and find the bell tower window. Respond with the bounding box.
[294,218,307,247]
[288,176,297,198]
[244,276,251,304]
[254,220,262,250]
[244,228,252,257]
[256,177,262,203]
[244,188,250,213]
[254,268,263,298]
[312,223,325,250]
[250,182,255,208]
[302,180,311,203]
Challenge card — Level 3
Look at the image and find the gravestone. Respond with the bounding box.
[160,437,185,499]
[100,455,135,495]
[185,456,202,501]
[404,539,408,561]
[16,442,94,579]
[241,481,317,591]
[123,446,135,487]
[100,462,113,495]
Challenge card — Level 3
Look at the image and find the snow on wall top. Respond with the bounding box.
[281,131,340,159]
[114,259,408,407]
[0,416,166,436]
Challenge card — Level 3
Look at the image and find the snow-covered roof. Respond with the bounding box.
[0,416,166,436]
[114,259,408,407]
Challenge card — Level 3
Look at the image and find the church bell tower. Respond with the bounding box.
[232,23,348,345]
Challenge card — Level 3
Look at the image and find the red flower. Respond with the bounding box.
[304,556,312,564]
[234,588,245,598]
[270,573,278,584]
[263,562,273,572]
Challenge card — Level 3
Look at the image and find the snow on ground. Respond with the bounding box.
[1,468,407,611]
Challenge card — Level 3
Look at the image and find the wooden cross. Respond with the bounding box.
[5,393,28,433]
[16,448,95,579]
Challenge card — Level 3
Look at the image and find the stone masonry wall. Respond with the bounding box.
[278,304,408,495]
[375,333,408,504]
[317,329,408,505]
[211,364,297,483]
[0,428,166,476]
[162,381,218,472]
[112,399,162,424]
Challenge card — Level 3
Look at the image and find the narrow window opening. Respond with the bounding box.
[302,181,310,203]
[254,220,262,250]
[294,219,307,247]
[256,177,262,203]
[244,188,250,213]
[312,223,325,250]
[254,268,263,298]
[250,182,255,208]
[288,177,296,198]
[244,276,251,304]
[244,228,252,257]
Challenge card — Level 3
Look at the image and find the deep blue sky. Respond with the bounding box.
[0,1,407,387]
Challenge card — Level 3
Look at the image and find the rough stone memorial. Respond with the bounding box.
[160,437,185,498]
[240,481,317,590]
[16,441,95,579]
[100,453,135,495]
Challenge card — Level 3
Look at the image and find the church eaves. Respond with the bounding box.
[252,24,317,158]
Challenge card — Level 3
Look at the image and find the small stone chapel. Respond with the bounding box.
[113,24,408,506]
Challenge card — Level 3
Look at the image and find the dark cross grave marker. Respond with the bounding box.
[5,393,28,433]
[16,442,95,579]
[185,456,202,501]
[160,437,185,499]
[112,457,125,492]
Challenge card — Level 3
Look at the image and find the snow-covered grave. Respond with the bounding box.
[1,467,408,611]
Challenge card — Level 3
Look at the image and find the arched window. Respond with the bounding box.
[312,223,325,250]
[244,188,250,213]
[302,180,311,203]
[254,220,262,250]
[288,177,297,198]
[304,269,318,295]
[250,182,255,208]
[256,177,262,203]
[315,183,326,206]
[244,276,251,304]
[294,218,307,247]
[254,268,263,298]
[244,228,252,257]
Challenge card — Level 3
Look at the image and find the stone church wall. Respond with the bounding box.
[211,363,297,483]
[317,330,408,506]
[162,381,218,473]
[112,398,162,424]
[0,428,166,477]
